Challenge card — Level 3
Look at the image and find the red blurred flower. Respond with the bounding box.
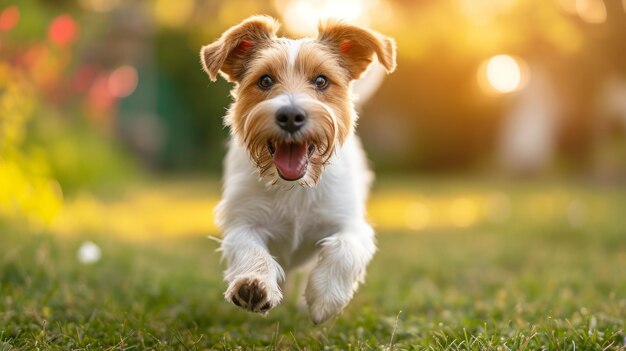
[48,14,79,47]
[0,5,19,32]
[108,66,138,98]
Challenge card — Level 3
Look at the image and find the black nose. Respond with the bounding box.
[276,106,307,133]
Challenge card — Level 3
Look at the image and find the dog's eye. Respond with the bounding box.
[258,75,274,90]
[314,75,329,91]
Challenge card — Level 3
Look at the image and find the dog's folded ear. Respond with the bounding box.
[317,20,397,80]
[200,15,280,82]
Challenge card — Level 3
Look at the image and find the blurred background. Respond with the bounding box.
[1,0,626,238]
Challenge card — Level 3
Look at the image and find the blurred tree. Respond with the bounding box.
[357,0,626,173]
[3,0,625,179]
[1,1,138,196]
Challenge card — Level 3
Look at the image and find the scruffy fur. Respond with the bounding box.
[200,15,396,323]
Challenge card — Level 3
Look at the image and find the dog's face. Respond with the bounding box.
[200,16,396,186]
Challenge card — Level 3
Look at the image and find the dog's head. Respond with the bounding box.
[200,16,396,186]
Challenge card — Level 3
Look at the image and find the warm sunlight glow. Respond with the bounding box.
[458,0,516,24]
[155,0,195,28]
[557,0,578,14]
[450,198,480,228]
[275,0,368,36]
[487,55,521,93]
[479,54,529,95]
[576,0,606,24]
[405,201,431,230]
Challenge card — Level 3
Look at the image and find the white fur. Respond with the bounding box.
[351,61,388,109]
[217,133,376,323]
[216,36,386,323]
[284,38,307,68]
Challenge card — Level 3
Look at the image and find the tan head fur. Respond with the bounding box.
[200,16,396,187]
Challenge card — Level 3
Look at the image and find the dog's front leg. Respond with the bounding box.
[221,226,284,314]
[305,221,376,324]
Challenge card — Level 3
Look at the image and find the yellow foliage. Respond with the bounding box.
[53,188,219,240]
[0,62,63,227]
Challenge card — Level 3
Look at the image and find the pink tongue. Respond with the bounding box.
[273,142,308,180]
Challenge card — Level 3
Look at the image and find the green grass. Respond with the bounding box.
[1,178,625,350]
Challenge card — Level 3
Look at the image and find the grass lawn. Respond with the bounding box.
[1,178,625,350]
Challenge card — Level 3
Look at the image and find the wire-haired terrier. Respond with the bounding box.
[200,15,396,323]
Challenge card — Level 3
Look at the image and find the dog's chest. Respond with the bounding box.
[218,136,370,267]
[269,182,340,237]
[263,180,345,265]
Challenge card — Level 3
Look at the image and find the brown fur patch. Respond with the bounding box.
[200,15,280,82]
[317,19,397,79]
[199,16,397,186]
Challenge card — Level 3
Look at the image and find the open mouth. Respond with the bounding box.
[267,141,315,181]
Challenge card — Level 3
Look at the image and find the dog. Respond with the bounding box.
[200,15,396,324]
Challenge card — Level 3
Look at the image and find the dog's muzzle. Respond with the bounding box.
[275,105,307,133]
[267,105,313,181]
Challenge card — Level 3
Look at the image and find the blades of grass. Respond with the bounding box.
[174,330,192,351]
[386,310,402,351]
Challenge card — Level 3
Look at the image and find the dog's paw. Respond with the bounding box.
[225,277,282,314]
[306,294,349,324]
[305,286,351,324]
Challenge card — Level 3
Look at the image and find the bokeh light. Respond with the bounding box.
[405,201,431,230]
[576,0,607,24]
[77,241,102,264]
[449,198,480,228]
[108,66,138,98]
[479,54,528,94]
[487,55,521,93]
[48,14,79,47]
[558,0,607,23]
[275,0,369,36]
[0,5,19,32]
